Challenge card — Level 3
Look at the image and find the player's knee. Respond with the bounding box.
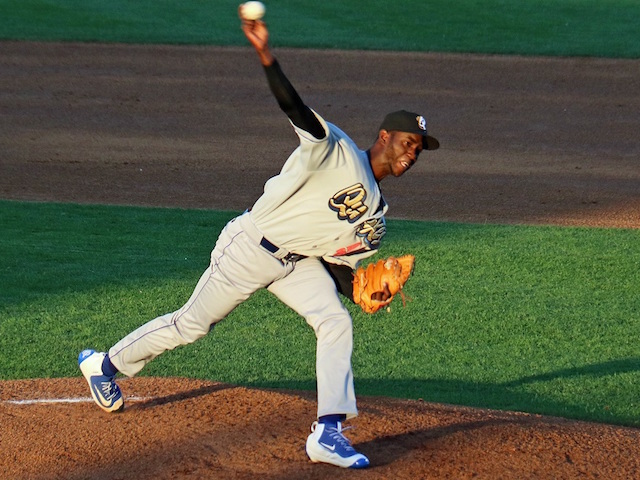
[173,315,215,344]
[313,311,353,342]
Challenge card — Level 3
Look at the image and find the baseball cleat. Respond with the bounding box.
[78,349,124,413]
[305,421,370,469]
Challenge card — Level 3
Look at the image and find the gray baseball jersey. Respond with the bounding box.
[251,110,388,269]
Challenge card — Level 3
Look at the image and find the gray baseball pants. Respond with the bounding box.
[108,211,357,419]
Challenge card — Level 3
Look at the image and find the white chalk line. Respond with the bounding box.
[2,396,151,405]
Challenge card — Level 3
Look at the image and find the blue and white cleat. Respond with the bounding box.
[305,421,370,469]
[78,349,124,413]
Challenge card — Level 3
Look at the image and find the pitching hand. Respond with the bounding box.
[240,19,273,66]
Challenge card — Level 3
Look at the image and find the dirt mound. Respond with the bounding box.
[1,42,639,227]
[2,377,639,479]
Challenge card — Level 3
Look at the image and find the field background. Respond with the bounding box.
[1,1,640,478]
[2,0,640,57]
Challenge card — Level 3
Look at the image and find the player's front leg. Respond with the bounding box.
[268,258,369,468]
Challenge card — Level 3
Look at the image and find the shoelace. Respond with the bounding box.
[324,425,356,453]
[99,378,118,401]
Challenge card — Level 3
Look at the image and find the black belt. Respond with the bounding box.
[259,237,306,263]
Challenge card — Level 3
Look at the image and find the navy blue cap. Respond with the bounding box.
[379,110,439,150]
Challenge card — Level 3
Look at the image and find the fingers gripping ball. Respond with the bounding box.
[239,1,266,21]
[353,255,415,314]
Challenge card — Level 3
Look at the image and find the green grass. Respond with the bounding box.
[1,200,639,426]
[1,0,639,57]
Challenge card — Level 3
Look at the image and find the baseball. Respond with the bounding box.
[240,1,266,21]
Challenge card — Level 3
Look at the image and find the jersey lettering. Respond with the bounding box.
[356,217,386,249]
[332,217,386,256]
[328,184,368,223]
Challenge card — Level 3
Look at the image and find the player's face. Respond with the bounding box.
[385,131,424,177]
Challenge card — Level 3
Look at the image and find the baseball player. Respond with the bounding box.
[79,18,438,469]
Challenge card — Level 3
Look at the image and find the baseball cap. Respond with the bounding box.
[379,110,440,150]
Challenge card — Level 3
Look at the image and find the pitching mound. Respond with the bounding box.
[2,377,639,479]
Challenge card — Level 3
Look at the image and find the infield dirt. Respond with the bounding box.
[1,42,639,479]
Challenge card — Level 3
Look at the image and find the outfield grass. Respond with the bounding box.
[1,200,639,426]
[0,0,639,57]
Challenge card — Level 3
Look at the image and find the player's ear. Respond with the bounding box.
[378,129,390,145]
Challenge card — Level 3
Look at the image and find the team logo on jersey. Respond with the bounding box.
[356,217,386,248]
[329,183,368,223]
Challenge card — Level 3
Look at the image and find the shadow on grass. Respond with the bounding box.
[500,357,640,387]
[247,357,640,428]
[0,200,238,306]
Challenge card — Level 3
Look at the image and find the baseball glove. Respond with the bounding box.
[352,255,415,313]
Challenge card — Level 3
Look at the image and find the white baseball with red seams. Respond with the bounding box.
[240,1,266,20]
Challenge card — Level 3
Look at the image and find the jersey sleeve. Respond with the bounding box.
[263,60,326,140]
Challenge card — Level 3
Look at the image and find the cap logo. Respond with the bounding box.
[416,115,427,131]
